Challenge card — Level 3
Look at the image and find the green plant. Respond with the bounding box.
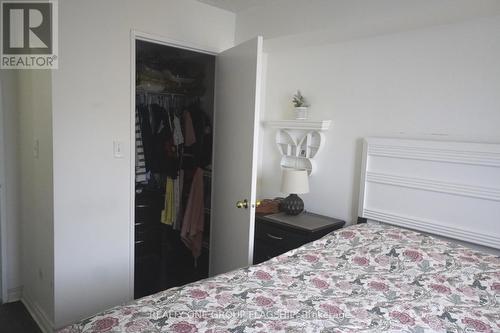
[292,90,308,107]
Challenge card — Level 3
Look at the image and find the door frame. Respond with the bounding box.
[129,30,219,300]
[0,77,8,303]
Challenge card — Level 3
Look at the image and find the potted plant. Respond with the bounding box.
[292,90,309,120]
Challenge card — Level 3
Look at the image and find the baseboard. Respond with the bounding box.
[7,286,23,302]
[21,293,55,333]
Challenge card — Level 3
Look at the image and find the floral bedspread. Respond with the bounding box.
[60,223,500,333]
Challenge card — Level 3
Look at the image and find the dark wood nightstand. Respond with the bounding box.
[253,211,345,264]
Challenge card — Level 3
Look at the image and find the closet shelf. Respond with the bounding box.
[264,120,331,131]
[136,89,189,97]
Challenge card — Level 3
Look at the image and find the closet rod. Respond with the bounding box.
[136,89,189,97]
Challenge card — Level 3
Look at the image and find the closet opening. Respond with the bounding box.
[133,39,215,299]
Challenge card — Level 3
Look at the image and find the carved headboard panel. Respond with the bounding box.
[358,137,500,249]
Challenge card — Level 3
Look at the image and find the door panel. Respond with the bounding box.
[209,36,263,276]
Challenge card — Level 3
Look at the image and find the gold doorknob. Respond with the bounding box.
[236,200,262,209]
[236,199,249,209]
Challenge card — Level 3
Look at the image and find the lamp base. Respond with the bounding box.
[281,194,304,215]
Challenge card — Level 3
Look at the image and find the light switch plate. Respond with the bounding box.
[33,139,39,159]
[113,141,124,158]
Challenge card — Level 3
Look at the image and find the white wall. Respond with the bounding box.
[256,16,500,224]
[52,0,234,328]
[0,71,22,302]
[17,70,54,329]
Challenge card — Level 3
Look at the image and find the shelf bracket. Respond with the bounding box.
[264,120,331,175]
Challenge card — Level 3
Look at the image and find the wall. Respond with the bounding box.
[256,16,500,224]
[0,71,22,302]
[17,70,54,330]
[51,0,234,328]
[1,64,54,328]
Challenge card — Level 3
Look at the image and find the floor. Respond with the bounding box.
[0,301,42,333]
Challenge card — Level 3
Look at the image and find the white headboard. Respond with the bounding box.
[358,137,500,250]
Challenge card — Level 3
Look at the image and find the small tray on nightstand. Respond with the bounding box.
[260,211,345,233]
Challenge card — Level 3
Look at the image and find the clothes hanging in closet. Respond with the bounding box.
[159,175,183,228]
[135,93,212,261]
[172,115,184,146]
[150,103,179,178]
[136,104,154,173]
[181,167,205,260]
[173,171,183,231]
[182,104,213,170]
[135,109,147,183]
[161,178,175,225]
[184,110,196,147]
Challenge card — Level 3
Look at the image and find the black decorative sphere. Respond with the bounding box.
[281,194,304,215]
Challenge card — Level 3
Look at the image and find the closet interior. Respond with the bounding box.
[134,40,215,299]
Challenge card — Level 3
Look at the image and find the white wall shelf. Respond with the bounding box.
[264,120,332,175]
[264,120,331,131]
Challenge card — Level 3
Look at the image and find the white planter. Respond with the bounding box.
[294,107,308,120]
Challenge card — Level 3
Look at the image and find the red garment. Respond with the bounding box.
[184,111,196,147]
[181,168,204,259]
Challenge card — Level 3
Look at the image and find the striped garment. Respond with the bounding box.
[135,108,147,183]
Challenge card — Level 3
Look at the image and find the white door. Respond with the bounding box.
[209,36,263,276]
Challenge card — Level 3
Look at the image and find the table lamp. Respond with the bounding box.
[280,168,309,215]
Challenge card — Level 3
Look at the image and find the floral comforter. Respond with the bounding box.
[60,223,500,333]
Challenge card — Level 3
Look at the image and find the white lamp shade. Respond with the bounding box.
[280,169,309,194]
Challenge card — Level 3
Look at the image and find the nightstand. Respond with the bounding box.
[253,211,345,264]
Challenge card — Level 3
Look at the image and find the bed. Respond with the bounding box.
[60,222,500,332]
[60,138,500,332]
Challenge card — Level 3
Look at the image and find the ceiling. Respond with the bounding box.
[195,0,272,13]
[197,0,500,50]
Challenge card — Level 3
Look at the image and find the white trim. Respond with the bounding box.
[0,185,7,304]
[129,29,135,303]
[366,171,500,202]
[368,142,500,167]
[7,285,22,302]
[22,292,54,333]
[0,78,8,303]
[129,29,218,299]
[247,36,264,267]
[207,36,221,277]
[132,30,218,56]
[357,139,369,217]
[363,208,500,250]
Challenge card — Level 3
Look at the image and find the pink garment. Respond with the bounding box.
[181,168,204,259]
[184,111,196,147]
